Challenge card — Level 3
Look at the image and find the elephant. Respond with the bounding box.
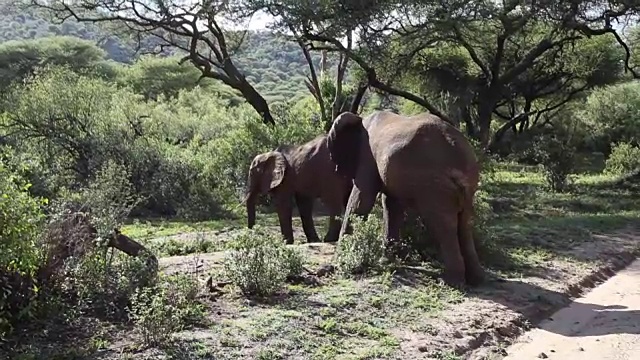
[245,134,353,244]
[326,110,485,287]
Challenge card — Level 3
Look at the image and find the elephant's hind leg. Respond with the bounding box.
[382,194,403,244]
[295,194,321,243]
[458,205,485,286]
[418,204,466,288]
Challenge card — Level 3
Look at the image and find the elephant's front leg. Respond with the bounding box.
[295,194,321,243]
[322,195,346,243]
[274,193,295,244]
[339,185,378,238]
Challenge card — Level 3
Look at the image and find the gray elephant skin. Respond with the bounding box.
[245,134,353,244]
[327,110,484,287]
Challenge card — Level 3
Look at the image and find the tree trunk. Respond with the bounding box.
[236,82,274,125]
[349,83,369,114]
[320,49,328,77]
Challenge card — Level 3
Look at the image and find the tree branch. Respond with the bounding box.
[302,32,452,124]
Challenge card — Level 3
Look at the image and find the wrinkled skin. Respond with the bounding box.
[327,110,484,287]
[245,134,353,244]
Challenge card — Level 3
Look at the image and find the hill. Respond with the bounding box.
[0,3,335,102]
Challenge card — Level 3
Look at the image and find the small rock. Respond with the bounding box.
[579,347,585,351]
[453,330,463,339]
[316,264,336,277]
[538,352,548,359]
[498,348,508,356]
[550,349,555,353]
[418,345,429,352]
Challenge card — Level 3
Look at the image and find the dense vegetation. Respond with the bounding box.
[3,0,640,358]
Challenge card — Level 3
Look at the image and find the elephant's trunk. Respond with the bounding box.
[246,190,257,229]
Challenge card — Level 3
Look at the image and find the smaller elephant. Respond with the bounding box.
[244,134,353,244]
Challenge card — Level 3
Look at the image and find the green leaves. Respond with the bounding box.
[0,160,46,338]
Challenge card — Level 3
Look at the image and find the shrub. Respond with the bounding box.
[538,137,577,192]
[521,126,578,192]
[129,273,205,346]
[604,142,640,176]
[41,161,151,320]
[578,81,640,153]
[223,227,305,297]
[335,216,385,276]
[0,161,46,339]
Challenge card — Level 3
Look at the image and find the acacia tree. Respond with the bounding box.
[27,0,275,125]
[242,0,640,147]
[403,26,624,151]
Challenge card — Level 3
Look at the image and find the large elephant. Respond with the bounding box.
[245,134,353,244]
[327,110,484,287]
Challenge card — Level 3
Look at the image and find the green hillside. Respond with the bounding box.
[0,3,335,101]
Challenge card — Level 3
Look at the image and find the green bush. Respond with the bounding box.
[2,65,326,219]
[520,126,578,192]
[223,227,305,297]
[579,81,640,153]
[604,142,640,175]
[335,216,385,276]
[0,161,46,339]
[129,273,205,346]
[61,250,157,319]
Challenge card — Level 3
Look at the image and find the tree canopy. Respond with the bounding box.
[17,0,640,147]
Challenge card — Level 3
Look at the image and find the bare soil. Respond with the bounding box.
[496,258,640,360]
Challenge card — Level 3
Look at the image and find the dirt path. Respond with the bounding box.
[501,258,640,360]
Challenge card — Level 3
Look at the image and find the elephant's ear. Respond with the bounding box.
[261,151,287,192]
[327,112,363,179]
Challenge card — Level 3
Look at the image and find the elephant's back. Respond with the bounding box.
[289,135,346,197]
[372,115,479,199]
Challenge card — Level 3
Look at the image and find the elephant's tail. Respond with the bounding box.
[449,170,474,210]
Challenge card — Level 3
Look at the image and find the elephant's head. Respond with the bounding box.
[327,112,364,179]
[245,151,287,229]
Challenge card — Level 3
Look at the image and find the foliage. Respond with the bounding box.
[115,55,242,103]
[74,160,140,239]
[129,273,205,346]
[247,0,630,145]
[223,227,305,297]
[0,36,116,92]
[0,3,134,62]
[579,81,640,154]
[535,133,578,193]
[0,160,46,338]
[61,250,156,319]
[604,142,640,176]
[335,216,386,276]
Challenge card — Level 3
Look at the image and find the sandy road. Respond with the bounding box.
[502,259,640,359]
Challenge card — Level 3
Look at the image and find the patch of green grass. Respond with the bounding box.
[478,165,640,277]
[122,217,244,240]
[194,268,460,359]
